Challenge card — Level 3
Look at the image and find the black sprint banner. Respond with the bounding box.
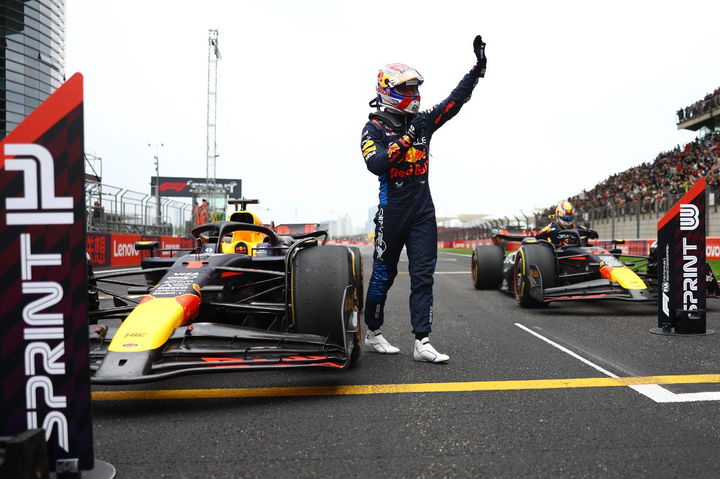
[656,177,706,333]
[0,73,94,470]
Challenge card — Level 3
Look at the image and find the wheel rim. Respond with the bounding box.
[472,252,478,284]
[513,251,524,299]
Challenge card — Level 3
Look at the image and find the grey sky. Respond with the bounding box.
[66,0,720,229]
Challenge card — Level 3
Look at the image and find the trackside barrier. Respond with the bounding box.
[439,237,720,260]
[88,237,367,267]
[87,233,194,267]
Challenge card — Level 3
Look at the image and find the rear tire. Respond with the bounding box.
[292,245,360,365]
[513,243,557,308]
[471,245,504,290]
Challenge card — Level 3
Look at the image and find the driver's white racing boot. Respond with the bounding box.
[413,337,450,363]
[365,330,400,354]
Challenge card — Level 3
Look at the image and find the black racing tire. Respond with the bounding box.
[513,243,557,308]
[292,245,360,365]
[349,246,364,313]
[471,245,505,290]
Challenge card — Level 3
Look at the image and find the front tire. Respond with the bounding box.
[513,243,557,308]
[292,245,360,365]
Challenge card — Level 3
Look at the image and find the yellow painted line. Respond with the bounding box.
[91,374,720,401]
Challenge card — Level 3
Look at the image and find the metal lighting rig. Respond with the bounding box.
[196,29,228,222]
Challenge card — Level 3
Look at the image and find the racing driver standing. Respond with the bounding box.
[360,35,487,363]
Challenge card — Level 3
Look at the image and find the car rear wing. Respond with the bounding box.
[491,233,530,245]
[134,241,195,257]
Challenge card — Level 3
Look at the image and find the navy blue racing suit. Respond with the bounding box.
[361,65,482,335]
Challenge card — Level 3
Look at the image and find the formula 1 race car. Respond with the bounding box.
[88,212,363,384]
[472,230,655,307]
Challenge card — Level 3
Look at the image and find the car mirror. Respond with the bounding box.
[135,241,160,251]
[135,241,160,257]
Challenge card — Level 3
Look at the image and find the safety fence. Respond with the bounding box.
[86,183,192,236]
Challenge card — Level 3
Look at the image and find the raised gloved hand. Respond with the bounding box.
[406,113,427,141]
[588,230,599,239]
[473,35,487,77]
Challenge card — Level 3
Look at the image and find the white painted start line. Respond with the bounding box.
[515,323,720,403]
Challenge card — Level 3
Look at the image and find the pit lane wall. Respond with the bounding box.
[437,238,720,260]
[87,232,194,267]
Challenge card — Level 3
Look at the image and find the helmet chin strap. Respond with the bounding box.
[384,105,411,115]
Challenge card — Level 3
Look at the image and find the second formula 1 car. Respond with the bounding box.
[471,229,655,307]
[471,230,720,307]
[88,211,363,384]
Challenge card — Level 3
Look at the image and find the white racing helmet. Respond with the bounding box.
[376,63,424,114]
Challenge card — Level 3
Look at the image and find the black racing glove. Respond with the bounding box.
[588,230,599,239]
[406,113,427,141]
[473,35,487,77]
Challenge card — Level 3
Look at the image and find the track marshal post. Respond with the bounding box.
[0,74,115,477]
[652,177,713,335]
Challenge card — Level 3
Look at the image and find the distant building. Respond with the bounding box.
[336,214,353,236]
[325,220,338,238]
[1,0,66,138]
[366,206,376,233]
[436,214,491,228]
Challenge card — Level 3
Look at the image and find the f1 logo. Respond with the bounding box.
[679,204,699,231]
[4,143,73,225]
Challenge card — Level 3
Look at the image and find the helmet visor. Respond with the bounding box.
[385,65,424,88]
[393,83,420,96]
[557,215,574,226]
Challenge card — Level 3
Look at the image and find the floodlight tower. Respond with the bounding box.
[206,29,221,189]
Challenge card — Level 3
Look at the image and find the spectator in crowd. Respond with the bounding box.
[192,200,200,226]
[92,200,104,226]
[198,199,209,225]
[678,86,720,123]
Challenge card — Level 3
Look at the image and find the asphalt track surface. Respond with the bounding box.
[91,247,720,478]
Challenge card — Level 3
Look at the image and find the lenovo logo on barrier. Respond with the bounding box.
[680,203,699,231]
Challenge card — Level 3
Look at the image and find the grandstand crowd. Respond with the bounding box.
[539,131,720,219]
[677,86,720,123]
